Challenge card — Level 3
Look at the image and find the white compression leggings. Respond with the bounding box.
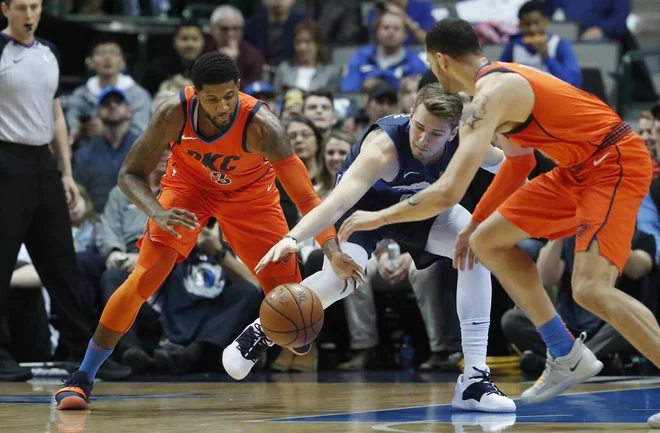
[302,204,492,368]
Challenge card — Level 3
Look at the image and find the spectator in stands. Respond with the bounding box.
[153,220,263,375]
[152,75,194,112]
[302,90,338,136]
[502,233,655,376]
[307,0,362,45]
[273,20,341,92]
[65,38,152,144]
[244,81,278,115]
[72,157,112,214]
[353,83,400,139]
[543,0,630,41]
[280,87,305,121]
[639,111,660,179]
[398,75,421,113]
[145,20,204,95]
[74,87,137,187]
[70,184,101,254]
[208,5,264,91]
[244,0,307,67]
[367,0,435,46]
[314,130,356,201]
[500,1,581,88]
[341,11,427,92]
[284,114,323,182]
[339,251,462,371]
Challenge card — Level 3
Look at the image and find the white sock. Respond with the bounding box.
[302,242,369,310]
[457,262,492,374]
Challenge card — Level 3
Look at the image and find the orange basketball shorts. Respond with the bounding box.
[137,170,301,293]
[498,133,652,273]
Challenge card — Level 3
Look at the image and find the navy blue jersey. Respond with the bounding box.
[337,113,458,211]
[335,114,459,269]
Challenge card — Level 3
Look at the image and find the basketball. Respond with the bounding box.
[259,283,324,348]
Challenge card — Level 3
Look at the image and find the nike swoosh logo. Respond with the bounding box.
[593,152,610,166]
[181,135,196,140]
[267,183,273,192]
[13,59,21,63]
[403,171,419,178]
[472,321,488,325]
[569,357,583,372]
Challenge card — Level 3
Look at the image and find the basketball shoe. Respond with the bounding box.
[54,370,93,410]
[451,366,516,413]
[223,320,313,380]
[648,412,660,428]
[521,332,603,404]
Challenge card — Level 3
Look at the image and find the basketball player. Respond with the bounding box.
[236,84,516,413]
[54,52,365,410]
[336,18,660,418]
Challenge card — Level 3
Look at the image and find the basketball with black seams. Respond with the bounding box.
[259,283,324,348]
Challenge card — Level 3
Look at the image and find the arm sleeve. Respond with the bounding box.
[472,152,537,223]
[271,155,337,246]
[545,40,582,88]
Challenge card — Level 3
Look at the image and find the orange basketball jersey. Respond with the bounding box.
[164,86,270,193]
[476,62,631,168]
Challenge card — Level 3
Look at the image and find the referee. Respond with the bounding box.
[0,0,127,380]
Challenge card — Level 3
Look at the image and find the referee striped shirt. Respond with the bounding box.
[0,33,60,146]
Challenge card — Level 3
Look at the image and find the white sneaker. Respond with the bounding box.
[521,332,603,404]
[451,366,516,413]
[451,413,517,433]
[222,321,273,380]
[648,412,660,428]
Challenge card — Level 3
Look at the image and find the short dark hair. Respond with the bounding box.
[303,89,334,109]
[191,52,238,90]
[89,37,123,55]
[518,0,547,19]
[175,19,203,37]
[425,18,481,59]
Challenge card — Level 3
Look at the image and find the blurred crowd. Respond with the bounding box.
[4,0,660,381]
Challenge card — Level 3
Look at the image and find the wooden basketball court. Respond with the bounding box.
[2,372,659,432]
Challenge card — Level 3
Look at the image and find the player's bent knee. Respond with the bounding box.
[571,277,607,315]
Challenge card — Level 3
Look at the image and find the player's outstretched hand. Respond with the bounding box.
[153,208,199,239]
[255,236,299,274]
[453,221,480,271]
[329,252,366,294]
[338,211,386,242]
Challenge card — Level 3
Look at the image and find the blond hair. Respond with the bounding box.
[413,83,463,128]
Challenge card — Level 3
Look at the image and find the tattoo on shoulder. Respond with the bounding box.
[461,95,490,130]
[252,107,294,161]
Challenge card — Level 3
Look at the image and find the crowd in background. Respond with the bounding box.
[4,0,660,381]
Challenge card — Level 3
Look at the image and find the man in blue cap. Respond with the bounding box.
[244,81,278,115]
[73,86,138,187]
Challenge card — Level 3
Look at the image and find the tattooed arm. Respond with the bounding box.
[118,94,184,218]
[370,73,534,225]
